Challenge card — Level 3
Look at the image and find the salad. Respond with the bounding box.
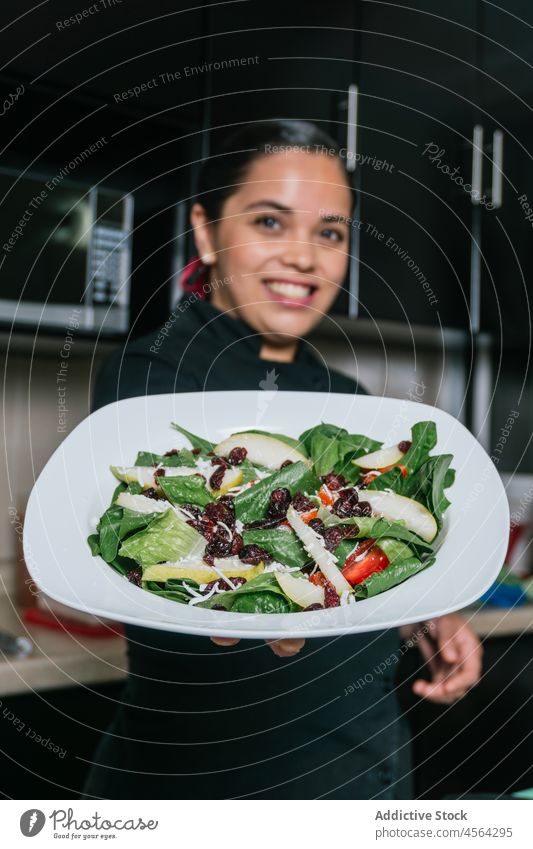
[87,420,454,614]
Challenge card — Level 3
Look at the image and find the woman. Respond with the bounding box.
[84,121,482,800]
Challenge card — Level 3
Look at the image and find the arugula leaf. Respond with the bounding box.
[402,421,437,473]
[87,533,101,557]
[298,423,348,454]
[97,505,123,563]
[171,422,215,454]
[367,466,404,492]
[231,592,292,614]
[310,432,341,476]
[198,571,291,610]
[234,461,320,523]
[401,454,454,528]
[118,509,203,567]
[135,449,196,467]
[242,527,309,568]
[354,556,434,599]
[158,474,213,508]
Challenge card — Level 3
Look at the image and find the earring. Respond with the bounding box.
[201,252,216,266]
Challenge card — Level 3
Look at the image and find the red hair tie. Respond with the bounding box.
[179,255,209,300]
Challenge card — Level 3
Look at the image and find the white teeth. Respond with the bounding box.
[266,281,313,299]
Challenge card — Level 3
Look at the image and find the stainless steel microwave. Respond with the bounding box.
[0,167,133,334]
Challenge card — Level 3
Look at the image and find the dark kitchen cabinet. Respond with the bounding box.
[355,1,478,330]
[204,1,359,140]
[475,1,533,351]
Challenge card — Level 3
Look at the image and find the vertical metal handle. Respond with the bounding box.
[491,129,504,209]
[471,124,484,204]
[346,84,358,172]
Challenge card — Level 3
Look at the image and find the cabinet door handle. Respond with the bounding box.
[471,124,484,204]
[491,130,504,209]
[346,84,359,173]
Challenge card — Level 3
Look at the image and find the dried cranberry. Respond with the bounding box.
[211,455,229,467]
[164,448,178,456]
[324,582,341,608]
[203,501,235,528]
[321,472,348,491]
[203,576,247,594]
[332,488,360,518]
[267,487,292,520]
[209,465,227,491]
[353,500,372,517]
[199,517,217,540]
[228,446,247,465]
[308,517,326,534]
[154,468,166,478]
[126,569,142,586]
[398,440,412,453]
[303,602,324,611]
[239,544,271,565]
[211,604,227,611]
[191,447,201,455]
[144,487,162,500]
[322,527,344,551]
[217,494,236,512]
[291,491,315,513]
[230,532,244,555]
[280,459,293,469]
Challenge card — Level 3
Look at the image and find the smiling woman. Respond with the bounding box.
[190,121,354,361]
[84,120,481,801]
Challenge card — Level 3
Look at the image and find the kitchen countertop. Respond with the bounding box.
[1,561,532,697]
[0,563,127,698]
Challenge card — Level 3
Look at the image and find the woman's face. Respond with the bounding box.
[191,150,353,346]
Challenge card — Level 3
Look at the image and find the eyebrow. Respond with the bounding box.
[243,200,349,223]
[243,200,293,213]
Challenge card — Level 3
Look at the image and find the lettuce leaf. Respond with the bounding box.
[118,509,204,566]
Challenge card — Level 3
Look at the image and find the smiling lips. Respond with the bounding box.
[262,278,318,306]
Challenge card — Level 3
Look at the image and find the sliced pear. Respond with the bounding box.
[142,559,264,584]
[275,572,325,608]
[285,505,351,595]
[352,444,404,470]
[214,432,309,470]
[207,466,243,496]
[111,465,199,488]
[363,490,437,543]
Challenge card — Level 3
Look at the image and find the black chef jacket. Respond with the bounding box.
[82,296,413,800]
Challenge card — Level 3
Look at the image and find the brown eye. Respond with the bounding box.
[321,228,344,242]
[255,215,281,230]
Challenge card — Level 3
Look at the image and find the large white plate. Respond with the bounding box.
[24,391,509,639]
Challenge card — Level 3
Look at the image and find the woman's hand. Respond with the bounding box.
[210,637,305,657]
[400,613,483,704]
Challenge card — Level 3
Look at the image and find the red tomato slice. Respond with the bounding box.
[342,543,390,585]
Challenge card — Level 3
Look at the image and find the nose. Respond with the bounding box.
[280,233,316,272]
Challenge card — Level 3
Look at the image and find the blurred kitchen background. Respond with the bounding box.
[1,0,532,799]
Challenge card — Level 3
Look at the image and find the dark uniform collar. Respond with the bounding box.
[186,296,310,367]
